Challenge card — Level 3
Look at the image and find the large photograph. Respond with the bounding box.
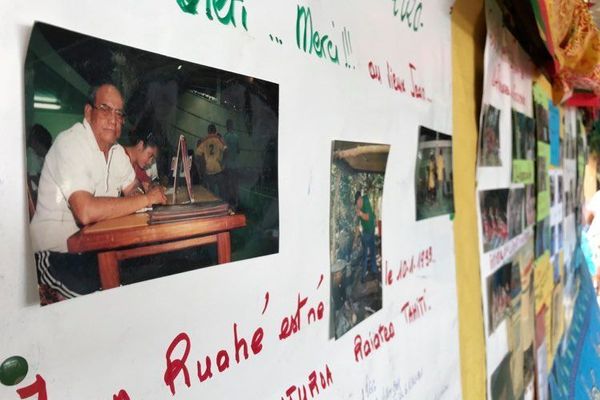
[25,23,279,305]
[329,141,389,338]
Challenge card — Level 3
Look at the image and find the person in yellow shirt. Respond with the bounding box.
[427,153,436,202]
[436,149,445,200]
[195,123,227,197]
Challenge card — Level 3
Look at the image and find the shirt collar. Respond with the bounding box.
[82,118,118,154]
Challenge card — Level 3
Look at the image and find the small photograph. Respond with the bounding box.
[552,256,560,283]
[491,353,515,400]
[550,175,556,207]
[508,188,525,239]
[512,110,535,160]
[535,217,551,258]
[558,223,563,250]
[479,104,502,166]
[537,155,547,192]
[535,102,549,142]
[557,175,563,203]
[414,126,454,220]
[550,225,557,256]
[523,345,535,389]
[480,189,509,252]
[525,184,536,227]
[487,260,520,334]
[329,140,390,339]
[25,23,279,306]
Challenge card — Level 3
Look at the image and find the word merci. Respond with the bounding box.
[280,365,333,400]
[296,5,340,64]
[400,290,430,324]
[163,324,264,395]
[368,61,429,101]
[354,322,396,362]
[385,246,434,286]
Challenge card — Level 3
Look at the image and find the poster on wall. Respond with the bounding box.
[1,1,463,399]
[477,1,536,398]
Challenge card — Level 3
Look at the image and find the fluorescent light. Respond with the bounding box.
[34,102,61,110]
[33,93,58,103]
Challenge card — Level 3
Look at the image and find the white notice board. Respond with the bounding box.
[0,1,462,399]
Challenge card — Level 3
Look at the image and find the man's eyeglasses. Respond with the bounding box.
[92,103,126,122]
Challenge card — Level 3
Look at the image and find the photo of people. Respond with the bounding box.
[479,104,502,166]
[480,189,509,252]
[329,140,389,339]
[523,345,535,391]
[525,184,536,227]
[512,110,535,161]
[487,260,521,335]
[537,155,547,192]
[535,217,551,258]
[415,126,454,220]
[535,102,549,142]
[508,188,525,239]
[550,175,556,207]
[25,23,279,305]
[491,353,515,400]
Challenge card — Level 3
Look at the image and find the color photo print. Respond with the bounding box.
[329,140,390,338]
[25,22,279,306]
[479,104,501,167]
[487,260,521,335]
[511,110,535,184]
[415,126,454,220]
[480,189,509,252]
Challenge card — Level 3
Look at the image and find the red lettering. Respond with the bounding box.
[216,349,230,372]
[197,356,214,382]
[16,375,47,400]
[164,332,191,395]
[113,389,131,400]
[317,302,324,319]
[251,327,264,354]
[234,323,249,363]
[279,316,291,340]
[354,334,364,362]
[308,371,319,397]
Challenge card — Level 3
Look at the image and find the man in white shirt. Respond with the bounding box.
[30,83,166,303]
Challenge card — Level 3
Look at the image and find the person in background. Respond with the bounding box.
[355,190,378,283]
[436,148,445,200]
[223,119,240,209]
[583,190,600,294]
[26,124,53,188]
[30,83,166,303]
[195,123,226,197]
[124,130,160,193]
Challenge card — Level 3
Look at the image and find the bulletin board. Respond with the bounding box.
[0,1,464,399]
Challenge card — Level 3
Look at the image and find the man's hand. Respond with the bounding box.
[145,186,167,206]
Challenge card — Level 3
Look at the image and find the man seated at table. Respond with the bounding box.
[30,83,167,303]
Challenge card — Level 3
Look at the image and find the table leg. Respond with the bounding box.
[97,251,121,290]
[217,232,231,264]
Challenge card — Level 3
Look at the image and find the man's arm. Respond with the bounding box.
[356,206,370,221]
[69,186,166,226]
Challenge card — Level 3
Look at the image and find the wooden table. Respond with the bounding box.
[67,186,246,290]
